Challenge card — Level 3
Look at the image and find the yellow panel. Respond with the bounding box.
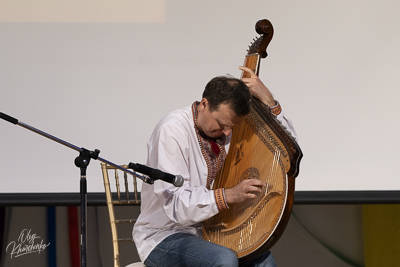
[362,204,400,267]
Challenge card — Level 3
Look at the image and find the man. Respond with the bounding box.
[133,66,297,266]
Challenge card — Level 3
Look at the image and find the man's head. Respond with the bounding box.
[197,76,251,138]
[202,76,251,116]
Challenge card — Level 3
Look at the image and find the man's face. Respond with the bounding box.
[197,99,244,139]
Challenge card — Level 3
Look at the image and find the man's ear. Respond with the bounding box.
[199,98,208,110]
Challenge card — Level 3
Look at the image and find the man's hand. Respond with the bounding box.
[239,66,276,107]
[224,178,265,204]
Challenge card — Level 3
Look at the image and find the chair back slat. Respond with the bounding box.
[101,162,142,267]
[124,171,130,202]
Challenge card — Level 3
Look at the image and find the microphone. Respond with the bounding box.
[129,163,184,187]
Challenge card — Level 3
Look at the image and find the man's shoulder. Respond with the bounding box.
[155,106,194,133]
[157,105,193,128]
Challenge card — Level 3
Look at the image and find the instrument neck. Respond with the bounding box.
[241,54,261,78]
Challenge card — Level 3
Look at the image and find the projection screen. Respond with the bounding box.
[1,0,399,193]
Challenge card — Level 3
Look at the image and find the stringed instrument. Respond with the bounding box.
[202,19,303,262]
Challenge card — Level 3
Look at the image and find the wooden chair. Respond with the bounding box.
[101,162,144,267]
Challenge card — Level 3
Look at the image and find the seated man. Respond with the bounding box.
[133,67,297,267]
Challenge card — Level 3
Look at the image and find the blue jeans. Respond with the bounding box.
[144,233,277,267]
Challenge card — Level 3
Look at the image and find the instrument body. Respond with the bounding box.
[202,19,303,262]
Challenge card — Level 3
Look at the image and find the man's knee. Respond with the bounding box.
[209,247,238,267]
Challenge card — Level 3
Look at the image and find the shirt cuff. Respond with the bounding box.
[214,188,229,211]
[269,101,282,116]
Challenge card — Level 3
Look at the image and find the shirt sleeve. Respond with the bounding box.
[269,101,298,141]
[146,122,219,226]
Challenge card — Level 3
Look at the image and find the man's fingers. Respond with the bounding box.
[246,178,265,187]
[239,66,257,78]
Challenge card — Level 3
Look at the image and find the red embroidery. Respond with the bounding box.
[210,141,220,156]
[192,102,226,189]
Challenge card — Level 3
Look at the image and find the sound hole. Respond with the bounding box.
[241,167,260,180]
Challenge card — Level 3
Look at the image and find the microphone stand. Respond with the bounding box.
[0,112,153,267]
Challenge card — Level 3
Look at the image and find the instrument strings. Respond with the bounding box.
[211,146,283,252]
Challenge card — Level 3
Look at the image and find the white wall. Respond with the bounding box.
[1,0,400,193]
